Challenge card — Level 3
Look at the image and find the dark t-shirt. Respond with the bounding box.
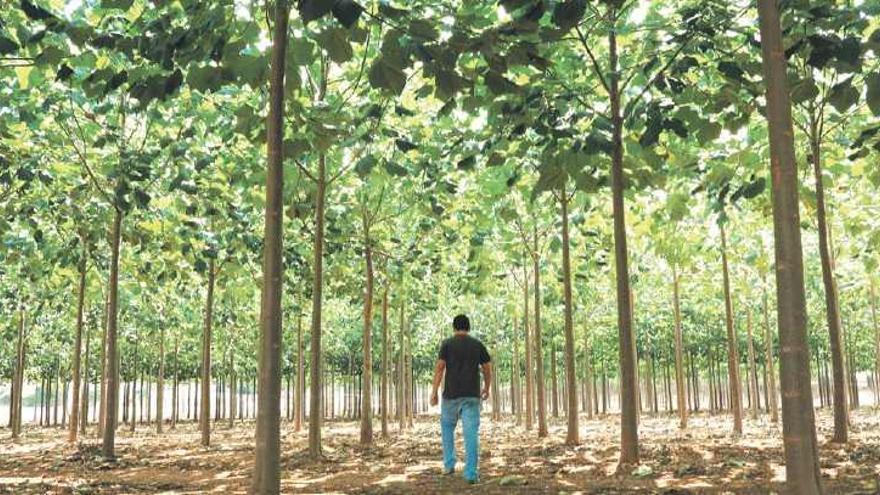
[438,334,491,399]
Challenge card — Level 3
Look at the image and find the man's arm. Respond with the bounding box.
[480,362,492,400]
[430,359,445,406]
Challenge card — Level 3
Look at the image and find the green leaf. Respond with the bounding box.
[101,0,134,9]
[384,162,408,176]
[828,79,859,113]
[408,20,438,40]
[187,65,224,92]
[299,0,336,24]
[21,0,56,21]
[331,0,363,28]
[355,156,377,176]
[867,73,880,116]
[552,0,586,30]
[790,78,818,105]
[317,28,352,64]
[289,37,316,66]
[0,36,19,56]
[369,58,406,94]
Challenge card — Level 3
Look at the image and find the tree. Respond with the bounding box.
[756,0,822,491]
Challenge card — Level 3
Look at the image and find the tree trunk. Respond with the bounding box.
[295,313,304,432]
[762,284,779,422]
[532,230,548,438]
[583,320,594,420]
[157,326,165,434]
[308,153,327,458]
[720,224,743,435]
[522,256,533,431]
[746,311,759,420]
[11,310,26,440]
[672,268,687,428]
[381,289,389,438]
[252,5,288,488]
[607,20,638,466]
[360,225,374,446]
[756,1,823,490]
[551,344,559,418]
[869,277,879,407]
[559,189,579,444]
[97,292,109,439]
[171,337,179,429]
[81,320,92,434]
[806,118,849,442]
[229,369,236,428]
[69,255,87,442]
[102,208,123,459]
[200,259,216,447]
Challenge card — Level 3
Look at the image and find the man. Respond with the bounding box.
[430,314,492,484]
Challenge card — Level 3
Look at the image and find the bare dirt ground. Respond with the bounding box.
[1,409,879,494]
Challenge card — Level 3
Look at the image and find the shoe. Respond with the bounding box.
[442,467,454,475]
[464,477,479,485]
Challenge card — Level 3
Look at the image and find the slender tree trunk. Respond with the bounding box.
[551,344,559,418]
[200,260,216,447]
[672,268,688,428]
[360,225,374,446]
[11,310,26,440]
[97,292,109,439]
[559,189,579,443]
[522,256,533,431]
[295,313,304,432]
[308,153,327,458]
[381,289,389,438]
[532,230,548,437]
[720,224,743,434]
[584,326,594,419]
[398,299,405,431]
[807,116,848,442]
[252,5,288,489]
[81,320,91,434]
[102,208,123,459]
[870,277,880,408]
[746,311,759,420]
[607,19,638,465]
[156,326,165,434]
[757,1,823,490]
[69,256,87,442]
[762,284,779,422]
[171,337,179,429]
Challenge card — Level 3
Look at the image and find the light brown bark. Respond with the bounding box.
[251,2,288,489]
[720,224,743,435]
[756,1,823,490]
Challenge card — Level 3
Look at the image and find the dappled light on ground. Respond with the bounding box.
[1,408,879,493]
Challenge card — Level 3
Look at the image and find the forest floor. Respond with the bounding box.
[1,409,879,494]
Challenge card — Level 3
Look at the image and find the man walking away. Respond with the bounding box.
[430,314,492,484]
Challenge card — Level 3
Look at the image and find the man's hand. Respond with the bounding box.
[480,388,489,401]
[430,392,439,407]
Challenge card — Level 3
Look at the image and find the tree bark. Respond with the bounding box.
[870,277,880,407]
[607,19,638,465]
[720,224,743,435]
[295,313,304,432]
[252,4,288,488]
[381,288,389,438]
[672,267,687,428]
[532,229,548,437]
[756,1,823,490]
[746,311,759,420]
[308,153,326,458]
[11,310,26,440]
[808,118,849,442]
[156,326,165,434]
[360,223,374,446]
[762,284,779,422]
[102,208,123,459]
[522,255,533,431]
[81,320,92,434]
[559,189,579,444]
[200,259,216,447]
[69,254,87,443]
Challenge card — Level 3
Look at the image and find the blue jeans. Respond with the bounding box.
[440,397,481,481]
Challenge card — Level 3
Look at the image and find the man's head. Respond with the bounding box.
[452,314,470,333]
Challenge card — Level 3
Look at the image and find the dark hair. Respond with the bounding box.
[453,314,470,332]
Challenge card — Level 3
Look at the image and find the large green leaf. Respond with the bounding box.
[867,72,880,116]
[828,79,859,113]
[369,58,406,95]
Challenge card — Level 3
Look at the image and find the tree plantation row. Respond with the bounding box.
[2,0,880,494]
